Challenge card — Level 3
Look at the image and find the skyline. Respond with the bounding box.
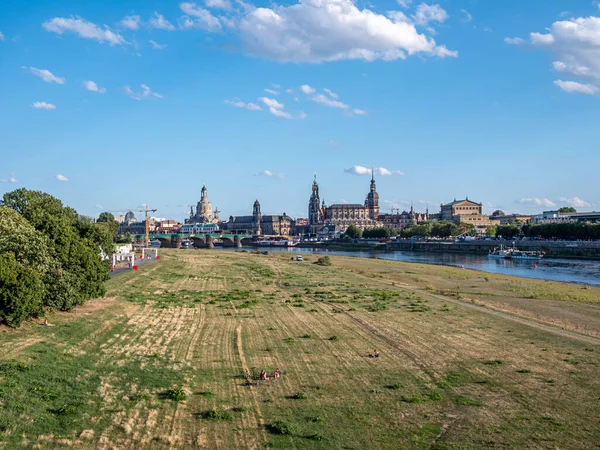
[1,0,600,220]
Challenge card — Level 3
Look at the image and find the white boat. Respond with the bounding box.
[489,245,543,260]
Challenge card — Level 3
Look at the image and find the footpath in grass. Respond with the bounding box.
[0,249,599,449]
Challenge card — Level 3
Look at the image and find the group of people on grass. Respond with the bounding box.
[260,368,282,381]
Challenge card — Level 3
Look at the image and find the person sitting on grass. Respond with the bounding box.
[274,368,282,379]
[372,350,380,358]
[260,370,269,381]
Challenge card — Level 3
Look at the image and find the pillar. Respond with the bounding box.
[234,235,242,248]
[206,235,215,249]
[171,235,182,249]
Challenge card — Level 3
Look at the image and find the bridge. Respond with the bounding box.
[131,233,261,248]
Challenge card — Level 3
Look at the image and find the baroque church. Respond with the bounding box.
[186,185,220,224]
[308,172,381,234]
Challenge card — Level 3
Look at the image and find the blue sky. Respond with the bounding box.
[1,0,599,221]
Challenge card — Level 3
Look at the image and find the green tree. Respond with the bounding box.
[401,222,432,238]
[496,224,521,239]
[0,253,45,327]
[558,207,576,213]
[458,223,477,237]
[97,212,120,242]
[486,224,498,238]
[430,220,459,238]
[345,224,362,239]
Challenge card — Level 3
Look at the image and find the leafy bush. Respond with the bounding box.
[484,359,504,366]
[203,409,232,420]
[289,392,307,399]
[267,420,300,436]
[328,335,338,341]
[0,253,45,327]
[162,387,186,401]
[315,256,332,266]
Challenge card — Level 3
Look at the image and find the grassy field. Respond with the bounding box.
[1,249,599,449]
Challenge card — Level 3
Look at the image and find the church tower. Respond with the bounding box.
[308,174,323,233]
[253,199,262,236]
[365,168,380,220]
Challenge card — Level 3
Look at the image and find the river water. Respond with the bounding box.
[234,247,600,286]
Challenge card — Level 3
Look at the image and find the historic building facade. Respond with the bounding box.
[225,200,291,236]
[378,206,430,233]
[187,185,220,224]
[308,172,381,233]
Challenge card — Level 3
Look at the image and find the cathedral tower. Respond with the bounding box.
[365,168,380,220]
[308,174,323,233]
[253,199,262,236]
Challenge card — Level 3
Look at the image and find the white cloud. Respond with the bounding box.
[22,66,65,84]
[56,174,69,181]
[237,0,456,62]
[125,84,163,100]
[461,9,472,23]
[264,88,279,95]
[43,16,125,45]
[149,40,167,49]
[32,101,56,110]
[83,80,106,93]
[413,3,448,26]
[268,107,292,119]
[180,2,222,31]
[352,108,367,115]
[225,99,261,110]
[397,0,412,7]
[504,37,525,45]
[205,0,232,10]
[120,15,141,30]
[255,169,285,179]
[516,198,556,208]
[148,12,176,30]
[0,31,4,41]
[95,204,103,209]
[323,88,338,99]
[552,61,591,77]
[559,197,591,208]
[272,84,280,88]
[387,11,410,24]
[344,165,404,176]
[312,93,349,109]
[554,80,598,95]
[300,84,315,94]
[286,88,293,94]
[0,174,18,183]
[530,32,555,45]
[259,97,284,109]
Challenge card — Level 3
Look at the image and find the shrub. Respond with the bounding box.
[315,256,332,266]
[267,420,300,436]
[328,335,338,341]
[300,334,312,339]
[386,382,404,390]
[517,369,531,374]
[308,433,325,441]
[0,253,45,327]
[162,387,186,401]
[306,415,323,423]
[289,392,307,400]
[283,337,296,344]
[203,409,232,420]
[484,359,504,366]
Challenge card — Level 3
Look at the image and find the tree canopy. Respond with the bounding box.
[345,224,362,239]
[0,189,111,326]
[558,207,577,213]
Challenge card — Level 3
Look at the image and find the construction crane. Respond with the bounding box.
[107,205,158,247]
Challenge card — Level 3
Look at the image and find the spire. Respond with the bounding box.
[313,173,317,184]
[371,165,375,182]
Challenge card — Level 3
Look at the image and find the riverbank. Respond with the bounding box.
[1,249,599,449]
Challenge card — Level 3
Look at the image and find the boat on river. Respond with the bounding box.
[489,245,543,260]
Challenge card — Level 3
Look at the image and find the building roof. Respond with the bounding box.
[441,199,482,207]
[329,204,365,208]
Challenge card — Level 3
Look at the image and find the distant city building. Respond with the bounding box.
[378,205,429,233]
[308,172,381,234]
[532,210,600,224]
[225,200,291,236]
[187,185,220,224]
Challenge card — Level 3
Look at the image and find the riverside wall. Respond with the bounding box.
[385,240,600,258]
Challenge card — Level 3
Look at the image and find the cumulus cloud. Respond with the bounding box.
[255,169,285,179]
[397,0,412,8]
[32,101,56,110]
[148,12,176,30]
[205,0,232,10]
[264,88,279,95]
[344,165,404,176]
[352,108,367,115]
[180,2,222,31]
[259,97,293,119]
[300,84,315,94]
[504,37,525,45]
[56,174,69,181]
[149,40,167,49]
[125,84,163,100]
[516,198,556,208]
[120,15,141,30]
[225,99,261,110]
[559,197,591,208]
[83,80,106,93]
[237,0,456,62]
[43,16,125,45]
[413,3,448,26]
[524,15,600,93]
[554,80,598,95]
[22,66,65,84]
[0,31,4,40]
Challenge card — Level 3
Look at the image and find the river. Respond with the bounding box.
[233,247,600,286]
